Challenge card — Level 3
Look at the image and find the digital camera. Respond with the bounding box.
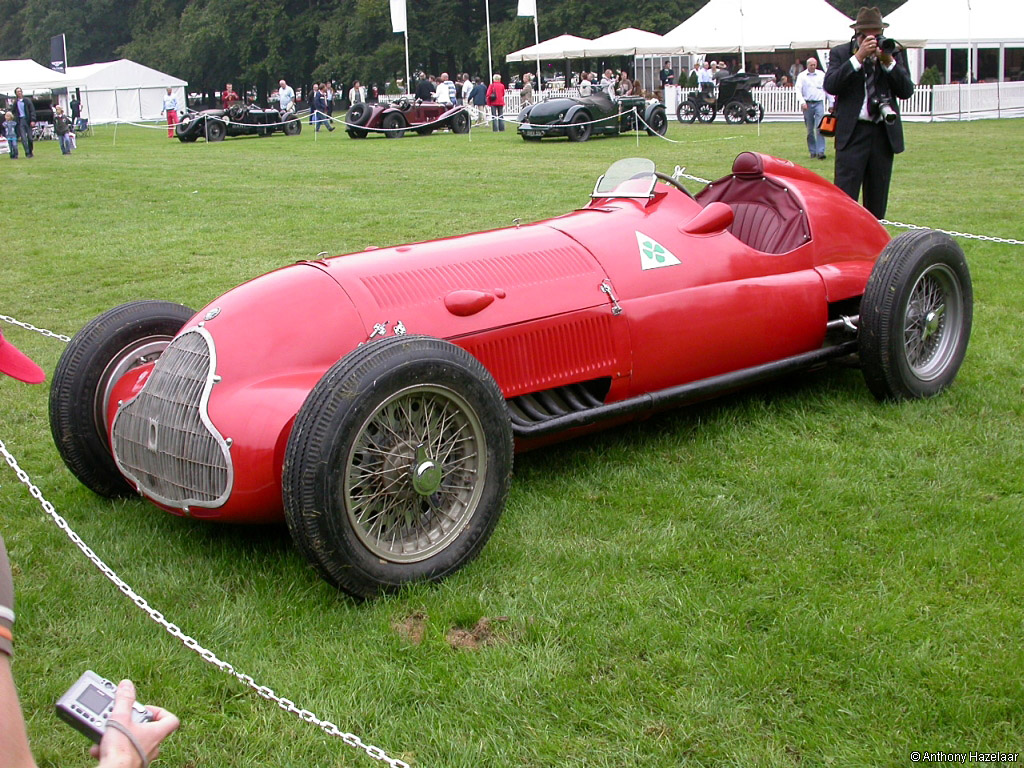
[870,96,898,125]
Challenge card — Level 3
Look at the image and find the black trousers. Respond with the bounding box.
[834,119,894,220]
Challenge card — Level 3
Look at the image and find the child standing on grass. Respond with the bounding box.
[53,105,73,155]
[3,111,18,158]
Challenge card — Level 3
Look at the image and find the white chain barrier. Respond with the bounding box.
[0,438,409,768]
[0,321,409,767]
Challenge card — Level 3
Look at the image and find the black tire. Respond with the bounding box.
[346,128,368,138]
[724,101,746,124]
[645,106,668,136]
[206,120,226,142]
[859,230,972,401]
[382,112,406,138]
[697,103,716,123]
[347,103,371,127]
[283,117,302,136]
[744,103,765,124]
[174,123,190,142]
[677,101,697,124]
[566,112,591,142]
[282,336,513,598]
[450,109,470,134]
[49,300,196,497]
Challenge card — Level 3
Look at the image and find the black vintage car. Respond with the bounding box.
[175,103,302,142]
[517,92,668,142]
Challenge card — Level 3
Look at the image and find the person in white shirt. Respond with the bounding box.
[697,61,714,97]
[796,57,829,160]
[435,73,455,105]
[277,79,295,112]
[161,87,179,138]
[578,72,592,97]
[348,80,365,105]
[599,69,616,98]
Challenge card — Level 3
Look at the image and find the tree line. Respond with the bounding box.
[0,0,901,102]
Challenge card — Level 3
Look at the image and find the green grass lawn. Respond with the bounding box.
[2,116,1023,767]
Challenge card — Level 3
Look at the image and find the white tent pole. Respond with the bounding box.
[967,0,973,119]
[534,11,541,91]
[486,0,494,83]
[404,30,411,96]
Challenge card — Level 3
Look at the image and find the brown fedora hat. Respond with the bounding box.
[850,6,889,30]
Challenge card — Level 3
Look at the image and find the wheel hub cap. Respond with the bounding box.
[411,444,443,496]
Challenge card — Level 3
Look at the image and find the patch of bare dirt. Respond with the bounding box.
[392,611,428,645]
[445,616,510,650]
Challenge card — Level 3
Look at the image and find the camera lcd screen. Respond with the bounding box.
[78,685,113,715]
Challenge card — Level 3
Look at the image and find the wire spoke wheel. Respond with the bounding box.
[344,384,485,563]
[902,264,964,381]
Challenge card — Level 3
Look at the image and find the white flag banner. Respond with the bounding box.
[517,0,536,17]
[390,0,407,33]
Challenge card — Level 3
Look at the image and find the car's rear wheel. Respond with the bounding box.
[697,103,716,123]
[645,106,668,136]
[566,112,591,142]
[744,104,765,123]
[450,109,470,134]
[859,230,973,401]
[206,120,226,141]
[382,112,406,138]
[724,101,746,124]
[49,300,196,498]
[283,336,513,599]
[677,101,697,124]
[283,117,302,136]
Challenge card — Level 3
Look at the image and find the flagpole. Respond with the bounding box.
[404,29,411,96]
[486,0,494,83]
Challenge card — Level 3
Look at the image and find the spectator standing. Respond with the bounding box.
[69,94,82,131]
[435,73,455,106]
[796,57,829,160]
[659,60,675,87]
[461,74,474,107]
[469,76,487,125]
[348,80,365,105]
[4,111,19,159]
[221,83,239,109]
[316,83,335,131]
[11,88,35,158]
[697,61,714,96]
[616,70,633,96]
[485,74,505,131]
[520,73,534,106]
[824,5,914,219]
[277,79,295,112]
[578,72,593,96]
[325,82,336,123]
[161,87,179,138]
[308,82,319,124]
[415,73,434,102]
[600,69,616,98]
[53,105,73,155]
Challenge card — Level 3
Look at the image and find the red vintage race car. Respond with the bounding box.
[49,153,972,598]
[344,99,470,138]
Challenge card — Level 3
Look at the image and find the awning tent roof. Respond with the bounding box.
[562,28,669,58]
[654,0,855,54]
[506,34,592,62]
[0,59,71,95]
[66,59,187,90]
[885,0,1024,45]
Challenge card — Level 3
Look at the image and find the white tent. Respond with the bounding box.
[886,0,1024,82]
[654,0,854,55]
[562,28,669,58]
[0,59,71,96]
[506,34,592,62]
[65,59,187,125]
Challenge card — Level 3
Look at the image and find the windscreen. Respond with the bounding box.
[592,158,657,199]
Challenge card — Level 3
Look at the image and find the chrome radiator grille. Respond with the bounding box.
[112,328,232,510]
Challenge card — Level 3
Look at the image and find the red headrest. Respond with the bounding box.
[732,151,765,177]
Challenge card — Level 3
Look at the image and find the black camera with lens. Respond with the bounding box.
[875,35,900,54]
[870,96,898,125]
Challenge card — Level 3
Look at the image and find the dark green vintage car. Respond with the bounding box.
[517,93,668,142]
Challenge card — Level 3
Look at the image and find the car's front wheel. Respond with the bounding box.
[49,300,196,498]
[283,336,514,599]
[677,101,697,124]
[724,102,746,123]
[566,112,591,142]
[283,117,302,136]
[450,109,470,134]
[697,103,716,123]
[859,230,973,401]
[382,112,406,138]
[205,120,226,141]
[645,106,668,136]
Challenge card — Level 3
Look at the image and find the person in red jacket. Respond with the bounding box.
[485,74,506,132]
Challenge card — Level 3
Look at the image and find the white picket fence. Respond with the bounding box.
[379,81,1024,123]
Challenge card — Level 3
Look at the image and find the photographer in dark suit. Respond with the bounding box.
[824,6,914,219]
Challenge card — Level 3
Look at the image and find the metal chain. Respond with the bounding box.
[0,438,409,768]
[881,219,1024,246]
[0,314,71,342]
